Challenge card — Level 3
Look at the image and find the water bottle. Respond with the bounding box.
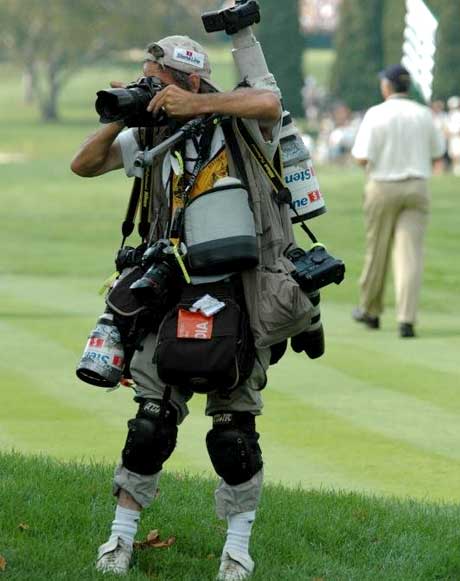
[76,312,125,387]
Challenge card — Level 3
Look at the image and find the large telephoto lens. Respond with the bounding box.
[95,77,166,125]
[95,87,150,123]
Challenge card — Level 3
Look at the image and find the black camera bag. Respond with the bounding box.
[154,279,255,394]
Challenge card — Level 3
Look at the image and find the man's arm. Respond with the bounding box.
[351,111,373,169]
[148,86,282,123]
[70,121,125,177]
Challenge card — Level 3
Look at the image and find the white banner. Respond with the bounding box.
[402,0,438,102]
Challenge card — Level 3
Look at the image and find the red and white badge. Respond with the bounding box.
[177,309,213,339]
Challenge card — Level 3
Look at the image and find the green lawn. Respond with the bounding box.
[2,452,460,581]
[1,57,460,506]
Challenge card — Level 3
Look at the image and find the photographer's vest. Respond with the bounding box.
[140,119,312,347]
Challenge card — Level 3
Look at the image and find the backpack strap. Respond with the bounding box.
[221,117,250,188]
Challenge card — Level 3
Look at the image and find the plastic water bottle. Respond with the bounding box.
[76,312,125,387]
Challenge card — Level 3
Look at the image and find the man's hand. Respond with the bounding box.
[147,85,200,119]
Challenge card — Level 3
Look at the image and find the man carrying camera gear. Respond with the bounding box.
[71,34,313,579]
[351,64,445,338]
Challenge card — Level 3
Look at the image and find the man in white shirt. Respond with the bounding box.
[351,64,445,338]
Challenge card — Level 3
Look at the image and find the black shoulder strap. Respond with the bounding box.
[138,127,154,241]
[221,117,250,188]
[120,128,155,247]
[121,177,141,245]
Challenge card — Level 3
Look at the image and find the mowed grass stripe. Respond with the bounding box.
[0,315,203,470]
[323,341,460,414]
[0,364,198,472]
[1,275,103,315]
[322,302,460,375]
[269,352,460,461]
[260,389,460,501]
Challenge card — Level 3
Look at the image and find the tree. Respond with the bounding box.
[330,0,384,111]
[381,0,406,65]
[430,1,460,99]
[257,0,304,117]
[0,0,217,121]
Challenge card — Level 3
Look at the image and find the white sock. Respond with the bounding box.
[222,511,255,566]
[108,505,140,547]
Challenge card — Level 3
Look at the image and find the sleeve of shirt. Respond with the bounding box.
[240,116,282,161]
[114,128,143,178]
[351,112,374,161]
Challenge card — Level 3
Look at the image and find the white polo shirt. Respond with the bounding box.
[351,95,446,181]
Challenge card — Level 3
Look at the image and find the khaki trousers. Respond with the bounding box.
[112,332,271,515]
[359,178,430,323]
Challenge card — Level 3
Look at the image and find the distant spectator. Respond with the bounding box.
[327,104,360,164]
[446,96,460,176]
[430,99,449,174]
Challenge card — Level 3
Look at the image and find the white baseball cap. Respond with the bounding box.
[144,35,219,92]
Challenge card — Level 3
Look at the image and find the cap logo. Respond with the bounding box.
[173,46,205,69]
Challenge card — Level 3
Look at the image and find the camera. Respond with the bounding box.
[287,245,345,293]
[129,239,181,306]
[95,76,168,127]
[115,243,147,273]
[202,0,260,35]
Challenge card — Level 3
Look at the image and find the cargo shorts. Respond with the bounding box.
[129,331,271,424]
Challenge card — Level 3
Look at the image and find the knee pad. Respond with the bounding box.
[206,412,263,486]
[122,399,178,475]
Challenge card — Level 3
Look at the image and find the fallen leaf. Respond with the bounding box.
[18,523,30,531]
[134,529,176,550]
[207,554,215,560]
[312,578,326,581]
[0,555,6,571]
[120,377,135,388]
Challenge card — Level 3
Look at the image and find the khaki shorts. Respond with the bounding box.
[129,332,270,424]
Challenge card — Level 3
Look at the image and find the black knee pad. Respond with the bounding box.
[206,412,263,486]
[122,399,178,475]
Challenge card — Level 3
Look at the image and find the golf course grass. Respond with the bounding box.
[1,55,460,505]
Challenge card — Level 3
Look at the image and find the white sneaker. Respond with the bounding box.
[96,536,133,575]
[216,551,254,581]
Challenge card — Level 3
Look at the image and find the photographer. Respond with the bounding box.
[71,35,299,580]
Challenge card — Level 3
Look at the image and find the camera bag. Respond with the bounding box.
[154,278,255,394]
[184,176,258,275]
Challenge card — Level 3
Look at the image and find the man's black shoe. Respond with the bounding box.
[399,322,415,338]
[352,307,380,329]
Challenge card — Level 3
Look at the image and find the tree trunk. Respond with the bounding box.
[23,62,37,104]
[39,60,61,122]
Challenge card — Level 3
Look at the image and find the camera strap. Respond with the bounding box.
[234,118,318,245]
[138,127,154,241]
[169,116,219,240]
[221,117,250,190]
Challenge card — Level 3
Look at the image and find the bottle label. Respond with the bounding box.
[284,160,325,220]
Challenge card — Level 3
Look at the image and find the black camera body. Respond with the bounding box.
[115,243,147,273]
[287,245,345,293]
[95,76,168,127]
[202,0,260,35]
[129,240,181,306]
